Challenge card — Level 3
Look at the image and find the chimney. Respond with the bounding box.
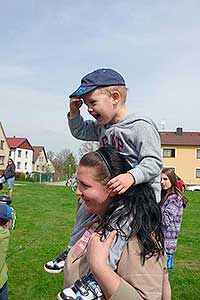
[176,127,183,135]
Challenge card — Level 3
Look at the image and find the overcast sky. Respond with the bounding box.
[0,1,199,156]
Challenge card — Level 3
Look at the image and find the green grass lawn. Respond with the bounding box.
[5,183,200,300]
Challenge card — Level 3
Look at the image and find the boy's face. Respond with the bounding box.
[82,88,119,125]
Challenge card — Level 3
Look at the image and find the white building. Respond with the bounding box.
[7,137,34,174]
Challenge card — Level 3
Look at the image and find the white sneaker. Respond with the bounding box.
[44,249,69,274]
[57,273,104,300]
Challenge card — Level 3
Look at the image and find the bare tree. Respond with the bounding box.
[78,141,100,159]
[47,150,56,161]
[49,149,77,180]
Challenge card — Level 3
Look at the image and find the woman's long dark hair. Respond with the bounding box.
[79,146,164,263]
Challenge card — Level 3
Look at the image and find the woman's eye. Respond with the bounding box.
[81,182,90,188]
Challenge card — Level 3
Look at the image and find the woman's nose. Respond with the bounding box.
[75,185,82,196]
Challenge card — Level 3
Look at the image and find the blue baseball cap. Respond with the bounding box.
[0,204,12,221]
[69,68,126,98]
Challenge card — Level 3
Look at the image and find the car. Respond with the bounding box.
[176,176,186,192]
[186,185,200,191]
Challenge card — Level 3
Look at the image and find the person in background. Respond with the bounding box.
[160,168,187,270]
[0,159,16,198]
[0,204,13,300]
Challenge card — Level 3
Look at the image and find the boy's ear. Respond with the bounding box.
[111,91,120,103]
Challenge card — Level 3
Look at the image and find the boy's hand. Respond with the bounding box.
[106,173,135,195]
[69,97,83,117]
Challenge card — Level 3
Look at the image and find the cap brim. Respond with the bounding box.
[69,86,97,98]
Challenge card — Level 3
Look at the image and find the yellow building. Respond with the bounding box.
[160,128,200,185]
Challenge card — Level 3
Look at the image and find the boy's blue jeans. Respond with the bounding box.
[0,282,8,300]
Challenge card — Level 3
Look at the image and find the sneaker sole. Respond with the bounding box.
[44,265,63,274]
[57,292,64,300]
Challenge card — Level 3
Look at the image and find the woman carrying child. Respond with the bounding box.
[58,146,167,300]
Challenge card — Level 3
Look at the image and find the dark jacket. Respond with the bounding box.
[3,164,16,180]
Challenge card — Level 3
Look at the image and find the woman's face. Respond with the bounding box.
[76,165,111,215]
[160,173,172,190]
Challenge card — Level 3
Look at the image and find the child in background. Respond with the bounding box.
[0,195,16,231]
[0,204,13,300]
[160,168,187,269]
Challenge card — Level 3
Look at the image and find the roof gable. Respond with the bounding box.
[7,137,34,150]
[32,146,47,163]
[0,122,10,150]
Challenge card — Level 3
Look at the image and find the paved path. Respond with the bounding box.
[43,181,66,186]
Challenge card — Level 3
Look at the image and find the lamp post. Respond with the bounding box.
[68,164,71,178]
[39,152,42,184]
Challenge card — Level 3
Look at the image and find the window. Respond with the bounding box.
[163,148,176,158]
[25,162,27,170]
[18,150,22,158]
[25,151,28,158]
[196,149,200,159]
[0,140,4,150]
[36,165,39,171]
[0,156,4,165]
[196,169,200,178]
[17,162,21,169]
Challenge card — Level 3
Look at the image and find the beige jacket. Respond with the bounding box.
[64,235,166,300]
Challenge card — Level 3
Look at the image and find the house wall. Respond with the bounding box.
[32,151,48,173]
[0,126,10,173]
[47,159,55,174]
[10,148,33,173]
[161,145,200,184]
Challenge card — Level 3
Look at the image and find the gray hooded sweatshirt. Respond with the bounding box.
[68,113,162,202]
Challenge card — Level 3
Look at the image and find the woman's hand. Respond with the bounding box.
[69,97,83,117]
[106,173,135,195]
[86,230,117,273]
[86,230,120,299]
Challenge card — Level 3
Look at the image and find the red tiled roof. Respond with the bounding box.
[160,131,200,146]
[7,137,27,148]
[7,137,34,150]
